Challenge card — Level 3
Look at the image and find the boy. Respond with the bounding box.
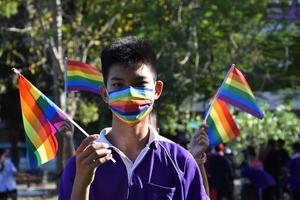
[59,37,209,200]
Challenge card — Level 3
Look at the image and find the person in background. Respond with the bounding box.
[276,139,290,199]
[287,142,300,200]
[206,144,234,200]
[0,149,17,200]
[247,146,263,170]
[240,162,276,200]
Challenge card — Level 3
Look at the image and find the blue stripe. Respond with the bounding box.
[110,104,151,116]
[219,89,263,116]
[67,80,99,90]
[109,86,153,96]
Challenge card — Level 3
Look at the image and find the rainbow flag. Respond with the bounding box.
[66,60,103,95]
[18,74,67,167]
[207,99,240,147]
[218,66,264,119]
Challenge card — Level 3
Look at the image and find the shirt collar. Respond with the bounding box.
[96,125,160,150]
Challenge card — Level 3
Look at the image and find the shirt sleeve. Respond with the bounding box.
[59,156,76,200]
[184,157,210,200]
[5,160,17,174]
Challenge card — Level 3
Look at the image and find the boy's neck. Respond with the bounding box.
[108,116,150,162]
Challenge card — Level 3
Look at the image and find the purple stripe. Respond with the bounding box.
[219,95,264,119]
[67,86,100,95]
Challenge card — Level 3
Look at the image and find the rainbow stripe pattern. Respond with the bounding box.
[108,86,154,126]
[19,74,67,167]
[218,67,264,119]
[207,99,240,147]
[66,60,103,95]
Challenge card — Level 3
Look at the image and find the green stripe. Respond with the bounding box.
[109,93,150,102]
[223,83,255,102]
[25,134,42,166]
[208,115,223,145]
[67,76,103,85]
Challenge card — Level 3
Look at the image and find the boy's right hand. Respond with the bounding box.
[74,135,112,187]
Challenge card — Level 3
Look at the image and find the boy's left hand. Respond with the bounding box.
[188,124,209,158]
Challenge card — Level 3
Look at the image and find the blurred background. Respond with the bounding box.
[0,0,299,199]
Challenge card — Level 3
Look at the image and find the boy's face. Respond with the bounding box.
[101,63,163,102]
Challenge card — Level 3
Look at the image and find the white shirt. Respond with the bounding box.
[95,126,172,183]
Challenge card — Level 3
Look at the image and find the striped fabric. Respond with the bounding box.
[108,86,154,126]
[66,60,103,95]
[218,67,264,119]
[207,99,240,147]
[19,74,67,167]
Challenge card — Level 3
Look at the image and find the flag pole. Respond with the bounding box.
[203,64,235,123]
[64,57,68,112]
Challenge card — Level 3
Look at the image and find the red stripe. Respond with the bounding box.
[67,60,101,74]
[217,100,240,138]
[229,67,250,87]
[68,65,102,76]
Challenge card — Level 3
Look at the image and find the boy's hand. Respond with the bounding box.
[188,124,209,158]
[74,135,112,187]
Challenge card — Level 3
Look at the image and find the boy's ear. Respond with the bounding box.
[100,87,109,103]
[154,80,163,100]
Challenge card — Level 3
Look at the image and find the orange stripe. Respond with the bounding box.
[68,65,102,76]
[217,99,240,138]
[229,68,251,89]
[214,100,235,139]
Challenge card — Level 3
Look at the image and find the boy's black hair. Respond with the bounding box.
[101,37,157,85]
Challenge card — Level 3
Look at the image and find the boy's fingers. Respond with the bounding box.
[90,154,113,168]
[77,142,110,163]
[76,135,99,155]
[199,123,208,131]
[83,148,112,165]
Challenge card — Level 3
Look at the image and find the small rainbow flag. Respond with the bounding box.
[218,66,264,119]
[18,73,67,167]
[207,99,240,147]
[66,60,103,95]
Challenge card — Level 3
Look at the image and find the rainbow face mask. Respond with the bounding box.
[108,86,155,126]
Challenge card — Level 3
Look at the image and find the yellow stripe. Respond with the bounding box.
[226,77,255,99]
[36,142,49,164]
[29,84,42,101]
[210,107,230,142]
[68,71,102,81]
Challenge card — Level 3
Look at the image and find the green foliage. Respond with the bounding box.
[0,0,299,139]
[234,104,300,159]
[0,0,18,17]
[77,102,99,125]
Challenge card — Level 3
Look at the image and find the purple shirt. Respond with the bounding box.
[241,166,276,190]
[59,141,208,200]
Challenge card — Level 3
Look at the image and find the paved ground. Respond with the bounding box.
[16,182,57,199]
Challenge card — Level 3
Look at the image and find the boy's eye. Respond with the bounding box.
[134,82,148,87]
[112,83,124,88]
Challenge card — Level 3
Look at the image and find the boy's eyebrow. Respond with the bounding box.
[110,77,124,81]
[134,76,148,81]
